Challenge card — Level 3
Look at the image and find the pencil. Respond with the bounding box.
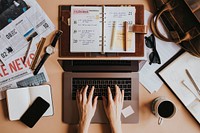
[111,21,117,49]
[24,32,38,63]
[24,38,33,63]
[185,69,200,96]
[124,21,128,51]
[30,38,46,70]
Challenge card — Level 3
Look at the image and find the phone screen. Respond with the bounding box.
[20,97,50,128]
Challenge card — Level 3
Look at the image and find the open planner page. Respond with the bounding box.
[104,6,136,53]
[70,6,102,52]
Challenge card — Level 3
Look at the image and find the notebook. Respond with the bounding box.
[58,5,146,58]
[6,84,54,121]
[70,6,136,53]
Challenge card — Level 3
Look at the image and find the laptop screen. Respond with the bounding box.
[58,60,139,72]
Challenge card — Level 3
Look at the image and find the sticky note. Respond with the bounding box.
[122,105,134,118]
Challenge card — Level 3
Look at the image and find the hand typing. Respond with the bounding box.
[102,85,124,133]
[76,85,98,133]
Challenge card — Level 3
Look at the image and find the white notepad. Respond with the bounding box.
[6,85,54,121]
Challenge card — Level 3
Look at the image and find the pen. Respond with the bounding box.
[111,21,117,49]
[185,69,200,96]
[30,37,46,70]
[182,80,200,100]
[24,32,38,63]
[124,21,128,51]
[23,38,33,64]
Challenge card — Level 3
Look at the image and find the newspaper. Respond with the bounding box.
[0,0,55,64]
[0,0,54,100]
[0,45,49,100]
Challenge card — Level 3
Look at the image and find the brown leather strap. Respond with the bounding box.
[132,24,148,34]
[175,27,200,43]
[155,2,175,41]
[150,0,198,44]
[150,1,174,42]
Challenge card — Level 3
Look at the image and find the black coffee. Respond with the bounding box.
[158,101,174,118]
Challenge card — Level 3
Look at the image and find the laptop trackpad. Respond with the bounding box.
[91,101,109,123]
[64,100,109,124]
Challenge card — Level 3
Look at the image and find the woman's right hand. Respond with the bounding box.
[102,85,124,133]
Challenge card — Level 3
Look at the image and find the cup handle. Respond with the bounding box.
[158,117,163,125]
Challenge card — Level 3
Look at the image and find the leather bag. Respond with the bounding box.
[150,0,200,57]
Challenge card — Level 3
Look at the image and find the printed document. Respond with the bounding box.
[0,45,49,100]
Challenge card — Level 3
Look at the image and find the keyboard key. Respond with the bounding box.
[98,97,102,100]
[125,89,131,93]
[95,85,98,88]
[72,78,132,100]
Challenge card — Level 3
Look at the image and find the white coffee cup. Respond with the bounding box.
[151,97,176,125]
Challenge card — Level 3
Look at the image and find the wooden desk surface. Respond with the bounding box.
[0,0,199,133]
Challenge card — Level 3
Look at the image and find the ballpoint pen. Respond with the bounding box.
[182,80,200,100]
[185,69,200,96]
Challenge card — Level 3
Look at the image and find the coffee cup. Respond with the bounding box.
[151,97,176,125]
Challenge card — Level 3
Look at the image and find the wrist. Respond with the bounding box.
[109,119,121,127]
[110,121,122,133]
[79,120,90,128]
[78,121,90,133]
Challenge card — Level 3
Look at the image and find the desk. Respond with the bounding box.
[0,0,199,133]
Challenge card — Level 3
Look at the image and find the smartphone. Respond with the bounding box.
[20,97,50,128]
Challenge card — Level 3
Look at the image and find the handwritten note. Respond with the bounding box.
[104,6,136,53]
[70,6,102,52]
[70,6,136,53]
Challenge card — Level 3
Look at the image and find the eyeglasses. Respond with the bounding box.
[145,34,161,65]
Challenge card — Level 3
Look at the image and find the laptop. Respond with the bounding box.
[60,60,139,124]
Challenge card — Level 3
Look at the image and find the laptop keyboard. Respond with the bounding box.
[72,78,132,100]
[72,60,131,66]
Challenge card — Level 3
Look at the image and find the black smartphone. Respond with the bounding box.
[20,97,50,128]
